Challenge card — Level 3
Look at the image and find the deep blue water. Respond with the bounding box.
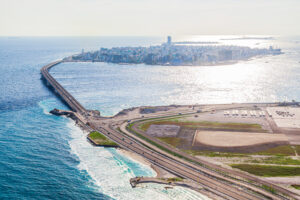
[0,37,108,200]
[0,36,300,200]
[0,37,164,200]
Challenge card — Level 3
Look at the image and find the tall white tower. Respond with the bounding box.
[167,36,172,45]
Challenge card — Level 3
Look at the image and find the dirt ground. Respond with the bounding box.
[194,130,288,147]
[146,124,180,137]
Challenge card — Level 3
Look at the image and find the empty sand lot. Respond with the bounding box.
[194,130,288,147]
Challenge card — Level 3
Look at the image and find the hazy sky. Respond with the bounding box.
[1,0,299,36]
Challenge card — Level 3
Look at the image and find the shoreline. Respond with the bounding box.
[54,99,300,199]
[64,57,254,67]
[116,148,177,179]
[117,148,156,174]
[42,59,300,199]
[117,147,215,199]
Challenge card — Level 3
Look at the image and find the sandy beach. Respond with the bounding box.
[117,148,177,178]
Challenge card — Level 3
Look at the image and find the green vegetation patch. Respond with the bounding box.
[166,177,183,182]
[231,164,300,177]
[138,117,181,131]
[294,145,300,155]
[262,185,277,194]
[157,137,183,147]
[184,149,249,157]
[250,156,300,165]
[138,123,151,132]
[139,118,264,132]
[88,131,118,147]
[291,185,300,190]
[254,145,296,156]
[180,121,262,129]
[184,145,296,157]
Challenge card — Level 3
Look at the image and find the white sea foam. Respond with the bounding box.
[38,98,68,115]
[38,100,52,115]
[67,121,210,200]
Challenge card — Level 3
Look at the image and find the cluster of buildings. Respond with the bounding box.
[68,36,282,66]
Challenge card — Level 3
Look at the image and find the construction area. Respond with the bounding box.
[136,104,300,194]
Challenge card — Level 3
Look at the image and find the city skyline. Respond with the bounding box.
[1,0,300,36]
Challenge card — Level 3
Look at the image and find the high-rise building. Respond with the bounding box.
[218,50,232,61]
[167,36,172,45]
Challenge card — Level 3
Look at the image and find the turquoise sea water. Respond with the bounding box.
[0,36,300,199]
[0,37,211,200]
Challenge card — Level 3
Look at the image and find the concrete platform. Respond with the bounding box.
[267,107,300,128]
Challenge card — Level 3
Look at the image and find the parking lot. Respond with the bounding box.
[267,107,300,128]
[182,109,273,133]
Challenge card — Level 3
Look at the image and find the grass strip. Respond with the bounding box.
[184,149,249,157]
[183,146,296,157]
[254,145,296,156]
[294,145,300,155]
[88,131,118,147]
[160,177,183,182]
[291,185,300,190]
[250,156,300,165]
[262,185,277,194]
[157,137,183,147]
[139,119,264,132]
[231,164,300,177]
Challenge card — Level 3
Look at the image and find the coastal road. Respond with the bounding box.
[99,122,280,200]
[41,60,299,200]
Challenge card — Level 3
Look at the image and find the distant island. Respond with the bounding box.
[221,36,274,40]
[65,36,282,66]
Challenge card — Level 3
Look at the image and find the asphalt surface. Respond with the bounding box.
[41,60,299,200]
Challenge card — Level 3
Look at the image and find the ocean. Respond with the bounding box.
[0,36,299,200]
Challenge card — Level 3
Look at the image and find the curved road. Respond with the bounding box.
[41,60,299,200]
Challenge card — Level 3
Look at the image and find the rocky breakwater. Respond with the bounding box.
[50,108,77,119]
[130,177,203,192]
[50,108,92,132]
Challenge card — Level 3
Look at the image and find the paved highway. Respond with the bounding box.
[41,60,299,200]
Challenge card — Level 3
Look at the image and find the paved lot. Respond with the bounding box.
[267,107,300,128]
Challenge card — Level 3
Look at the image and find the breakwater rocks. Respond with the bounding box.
[50,108,100,119]
[86,110,101,118]
[130,177,203,192]
[50,108,93,132]
[139,105,178,114]
[50,108,76,118]
[130,177,172,188]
